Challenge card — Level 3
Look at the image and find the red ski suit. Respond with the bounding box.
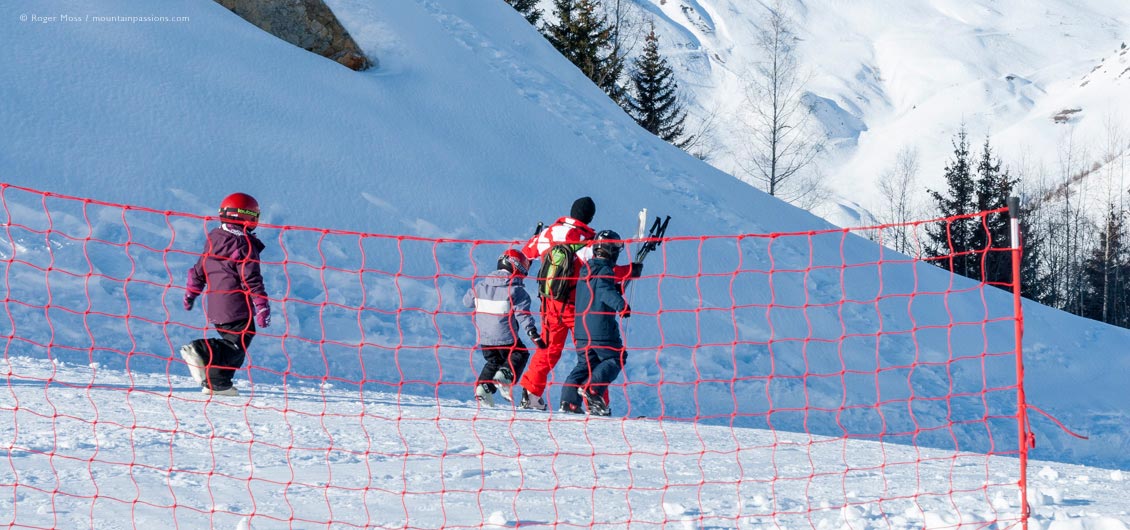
[519,217,629,399]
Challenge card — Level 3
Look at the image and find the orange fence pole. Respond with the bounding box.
[1007,195,1030,530]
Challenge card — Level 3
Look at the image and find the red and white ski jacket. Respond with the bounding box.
[521,216,631,285]
[521,216,596,261]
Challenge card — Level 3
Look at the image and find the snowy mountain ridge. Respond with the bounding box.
[627,0,1130,224]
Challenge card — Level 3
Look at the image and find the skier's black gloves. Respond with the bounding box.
[620,303,631,319]
[527,327,548,349]
[183,295,196,311]
[630,262,643,279]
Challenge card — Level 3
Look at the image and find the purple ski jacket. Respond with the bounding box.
[185,225,268,325]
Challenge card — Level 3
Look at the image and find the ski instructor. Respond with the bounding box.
[517,196,640,411]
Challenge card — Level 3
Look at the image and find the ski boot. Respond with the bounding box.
[475,383,495,407]
[493,368,514,403]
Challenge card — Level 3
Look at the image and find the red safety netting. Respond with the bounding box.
[0,183,1030,529]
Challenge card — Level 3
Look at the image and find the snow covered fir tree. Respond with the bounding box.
[926,127,979,279]
[504,0,541,25]
[542,0,624,102]
[924,128,1017,286]
[623,26,691,149]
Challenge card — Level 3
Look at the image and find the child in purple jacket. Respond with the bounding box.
[462,249,546,406]
[178,193,271,396]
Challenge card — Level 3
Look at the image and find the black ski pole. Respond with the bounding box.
[634,215,670,264]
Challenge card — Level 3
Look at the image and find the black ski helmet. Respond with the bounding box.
[592,230,623,261]
[497,249,530,277]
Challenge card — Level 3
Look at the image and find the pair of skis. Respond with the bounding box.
[627,209,671,284]
[622,208,669,347]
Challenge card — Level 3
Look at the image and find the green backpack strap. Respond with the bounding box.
[537,243,582,301]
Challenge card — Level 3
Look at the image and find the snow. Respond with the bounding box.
[3,356,1129,528]
[0,0,1129,526]
[631,0,1130,224]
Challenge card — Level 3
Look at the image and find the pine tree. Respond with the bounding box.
[624,27,691,148]
[972,138,1018,286]
[543,0,625,101]
[1017,197,1050,303]
[1082,205,1130,326]
[926,127,979,279]
[504,0,542,25]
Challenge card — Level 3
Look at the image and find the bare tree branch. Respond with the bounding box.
[735,1,824,204]
[876,146,921,255]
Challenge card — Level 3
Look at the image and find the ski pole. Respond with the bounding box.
[623,208,648,370]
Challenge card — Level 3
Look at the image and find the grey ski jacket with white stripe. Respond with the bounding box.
[462,269,537,346]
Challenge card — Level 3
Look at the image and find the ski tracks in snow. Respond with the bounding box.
[5,356,1128,528]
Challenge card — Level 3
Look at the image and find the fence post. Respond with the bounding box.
[1007,196,1030,529]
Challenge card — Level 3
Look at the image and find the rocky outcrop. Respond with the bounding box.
[216,0,373,71]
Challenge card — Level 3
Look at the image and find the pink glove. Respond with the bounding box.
[254,302,271,328]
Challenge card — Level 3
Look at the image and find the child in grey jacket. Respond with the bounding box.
[463,250,547,406]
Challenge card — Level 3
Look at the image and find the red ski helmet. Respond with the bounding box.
[218,192,260,230]
[497,249,530,277]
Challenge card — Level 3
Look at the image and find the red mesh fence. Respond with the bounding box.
[0,183,1029,529]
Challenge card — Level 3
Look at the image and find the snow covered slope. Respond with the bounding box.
[1,0,1128,471]
[632,0,1130,221]
[4,356,1129,528]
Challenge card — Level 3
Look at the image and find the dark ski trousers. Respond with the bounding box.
[559,345,626,410]
[477,341,530,393]
[191,318,254,391]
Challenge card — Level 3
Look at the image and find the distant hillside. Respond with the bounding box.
[612,0,1130,225]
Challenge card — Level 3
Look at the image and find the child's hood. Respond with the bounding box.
[482,269,523,287]
[205,226,265,258]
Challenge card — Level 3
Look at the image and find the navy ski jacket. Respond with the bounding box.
[573,257,627,349]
